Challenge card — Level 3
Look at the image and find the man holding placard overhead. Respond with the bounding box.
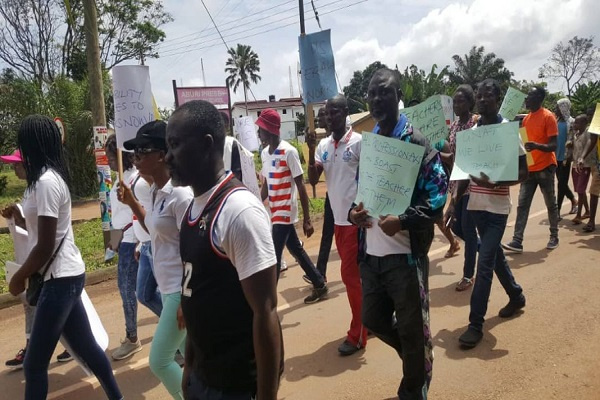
[447,79,528,349]
[503,86,561,252]
[349,68,448,400]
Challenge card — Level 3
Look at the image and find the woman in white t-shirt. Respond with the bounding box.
[119,120,192,400]
[8,115,122,400]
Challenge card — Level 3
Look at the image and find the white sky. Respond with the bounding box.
[122,0,600,108]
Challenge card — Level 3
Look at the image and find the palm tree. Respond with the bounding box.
[449,46,513,89]
[225,44,261,116]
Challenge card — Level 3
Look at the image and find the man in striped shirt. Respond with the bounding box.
[257,109,328,304]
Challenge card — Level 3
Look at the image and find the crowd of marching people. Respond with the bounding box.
[1,66,599,400]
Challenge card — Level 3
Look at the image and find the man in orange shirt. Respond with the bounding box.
[503,86,560,252]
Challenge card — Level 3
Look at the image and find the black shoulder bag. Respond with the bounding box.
[26,234,67,306]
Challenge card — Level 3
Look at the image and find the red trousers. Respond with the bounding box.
[335,224,368,347]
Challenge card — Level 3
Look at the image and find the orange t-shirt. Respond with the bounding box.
[522,108,558,172]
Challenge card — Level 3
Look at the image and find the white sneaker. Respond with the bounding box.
[280,260,288,272]
[112,338,142,360]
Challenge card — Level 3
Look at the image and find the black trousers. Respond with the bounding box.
[556,160,575,210]
[316,193,335,279]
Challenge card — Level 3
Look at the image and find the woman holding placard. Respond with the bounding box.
[445,85,480,292]
[8,115,122,400]
[119,120,192,400]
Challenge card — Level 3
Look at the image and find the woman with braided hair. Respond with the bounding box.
[8,115,122,400]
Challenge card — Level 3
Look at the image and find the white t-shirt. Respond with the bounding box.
[261,140,303,225]
[467,120,526,215]
[109,168,137,243]
[365,221,412,257]
[130,174,152,243]
[22,169,85,280]
[145,179,193,294]
[315,129,361,226]
[188,174,276,281]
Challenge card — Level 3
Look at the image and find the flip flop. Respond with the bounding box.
[572,217,582,225]
[444,241,460,258]
[569,205,578,214]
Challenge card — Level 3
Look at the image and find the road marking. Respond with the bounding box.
[47,205,556,398]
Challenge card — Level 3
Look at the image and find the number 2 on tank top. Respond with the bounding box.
[182,262,193,297]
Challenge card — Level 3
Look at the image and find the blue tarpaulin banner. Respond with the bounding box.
[298,29,338,104]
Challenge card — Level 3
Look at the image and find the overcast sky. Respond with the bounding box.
[141,0,599,109]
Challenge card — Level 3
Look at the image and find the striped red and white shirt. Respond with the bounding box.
[261,140,303,225]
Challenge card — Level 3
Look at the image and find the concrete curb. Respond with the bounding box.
[0,266,118,310]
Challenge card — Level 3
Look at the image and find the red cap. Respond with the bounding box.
[0,149,22,164]
[255,108,281,136]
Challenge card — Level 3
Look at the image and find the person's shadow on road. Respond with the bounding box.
[283,337,366,382]
[432,314,524,361]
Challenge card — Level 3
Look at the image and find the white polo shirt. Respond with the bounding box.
[145,179,193,294]
[130,174,152,243]
[315,128,361,226]
[109,168,137,244]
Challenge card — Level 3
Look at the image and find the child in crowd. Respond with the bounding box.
[572,115,596,224]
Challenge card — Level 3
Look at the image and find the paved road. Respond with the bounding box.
[1,187,599,399]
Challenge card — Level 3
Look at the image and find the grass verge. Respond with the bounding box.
[0,219,117,294]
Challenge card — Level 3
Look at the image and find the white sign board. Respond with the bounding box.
[112,65,156,149]
[234,116,260,152]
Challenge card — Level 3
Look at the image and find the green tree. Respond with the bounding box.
[449,46,514,89]
[225,44,261,116]
[539,36,600,97]
[343,61,389,114]
[570,81,600,116]
[63,0,173,73]
[399,64,451,105]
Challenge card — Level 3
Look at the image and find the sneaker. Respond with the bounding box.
[111,338,143,360]
[455,277,474,292]
[56,350,73,362]
[546,237,559,250]
[499,296,526,318]
[304,285,329,304]
[302,275,312,284]
[280,260,288,272]
[459,327,483,348]
[338,340,362,356]
[5,349,26,369]
[501,240,523,253]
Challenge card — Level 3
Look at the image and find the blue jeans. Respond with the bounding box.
[137,241,162,316]
[469,211,524,332]
[451,195,479,280]
[513,165,559,243]
[24,274,122,400]
[272,224,324,287]
[186,372,256,400]
[118,241,139,339]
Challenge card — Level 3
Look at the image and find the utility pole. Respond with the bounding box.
[83,0,106,127]
[299,0,316,197]
[83,0,111,248]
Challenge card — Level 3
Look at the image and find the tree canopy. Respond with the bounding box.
[449,46,513,89]
[225,44,261,113]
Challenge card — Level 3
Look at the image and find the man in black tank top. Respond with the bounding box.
[166,100,282,400]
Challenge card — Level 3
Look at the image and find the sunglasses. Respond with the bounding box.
[134,147,162,156]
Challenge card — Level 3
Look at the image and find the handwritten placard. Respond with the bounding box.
[519,127,534,166]
[239,148,261,199]
[499,87,526,121]
[112,65,156,149]
[234,116,260,152]
[400,95,449,144]
[298,29,337,104]
[451,121,520,181]
[588,103,600,135]
[356,132,425,216]
[440,95,455,126]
